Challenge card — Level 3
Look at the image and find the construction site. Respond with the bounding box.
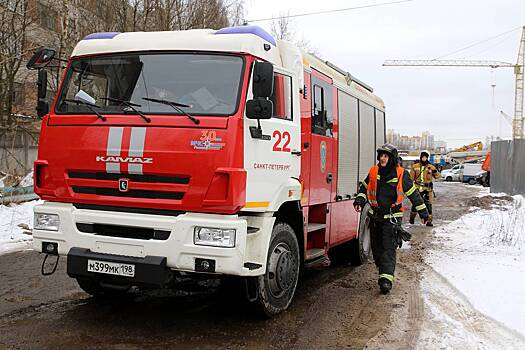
[1,1,525,349]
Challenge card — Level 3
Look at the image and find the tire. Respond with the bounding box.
[76,277,130,297]
[446,176,452,182]
[255,222,300,317]
[349,204,372,266]
[328,241,352,265]
[468,178,476,185]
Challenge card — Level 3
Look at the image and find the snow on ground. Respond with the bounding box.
[0,200,41,255]
[427,194,525,338]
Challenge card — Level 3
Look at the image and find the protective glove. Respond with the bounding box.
[393,224,412,249]
[353,196,366,212]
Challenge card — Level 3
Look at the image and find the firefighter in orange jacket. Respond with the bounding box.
[353,144,429,294]
[409,150,440,226]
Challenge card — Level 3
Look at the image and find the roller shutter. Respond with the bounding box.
[375,110,385,147]
[337,91,359,197]
[358,101,376,182]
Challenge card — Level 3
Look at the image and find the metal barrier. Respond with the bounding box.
[491,140,525,195]
[0,186,38,204]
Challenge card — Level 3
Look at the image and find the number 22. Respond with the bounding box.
[273,130,291,152]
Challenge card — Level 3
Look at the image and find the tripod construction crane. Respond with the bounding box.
[384,26,525,139]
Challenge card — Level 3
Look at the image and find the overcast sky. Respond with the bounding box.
[245,0,524,148]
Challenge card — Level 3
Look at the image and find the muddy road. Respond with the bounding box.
[0,183,486,349]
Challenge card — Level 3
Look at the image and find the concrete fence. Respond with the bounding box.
[0,129,38,176]
[491,140,525,196]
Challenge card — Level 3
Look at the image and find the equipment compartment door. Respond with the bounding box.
[308,71,335,205]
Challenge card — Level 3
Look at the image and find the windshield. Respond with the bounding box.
[55,53,244,116]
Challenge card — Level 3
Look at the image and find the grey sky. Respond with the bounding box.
[245,0,524,148]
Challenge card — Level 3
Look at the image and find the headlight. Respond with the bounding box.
[194,227,236,248]
[34,213,60,231]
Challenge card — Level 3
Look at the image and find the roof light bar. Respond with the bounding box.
[215,25,276,46]
[83,32,121,40]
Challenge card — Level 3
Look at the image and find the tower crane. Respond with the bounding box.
[384,26,525,139]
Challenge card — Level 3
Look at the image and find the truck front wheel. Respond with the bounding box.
[255,222,300,317]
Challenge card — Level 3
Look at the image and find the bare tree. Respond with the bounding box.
[270,12,317,54]
[0,0,37,126]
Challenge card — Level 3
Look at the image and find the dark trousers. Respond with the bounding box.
[411,190,432,216]
[370,218,399,279]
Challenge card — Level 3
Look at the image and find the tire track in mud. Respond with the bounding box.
[406,285,423,347]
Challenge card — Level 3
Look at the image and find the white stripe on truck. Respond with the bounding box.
[128,127,146,174]
[106,127,124,173]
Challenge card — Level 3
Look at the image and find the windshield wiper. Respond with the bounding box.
[142,97,200,125]
[99,97,151,123]
[64,99,106,121]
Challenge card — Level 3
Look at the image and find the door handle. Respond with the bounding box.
[326,173,333,183]
[291,150,301,156]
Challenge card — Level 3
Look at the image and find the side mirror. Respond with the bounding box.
[252,61,274,98]
[246,99,273,119]
[27,48,56,70]
[37,69,47,99]
[36,69,49,118]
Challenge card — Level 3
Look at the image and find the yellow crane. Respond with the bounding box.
[384,26,525,139]
[453,141,483,152]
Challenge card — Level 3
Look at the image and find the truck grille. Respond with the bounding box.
[67,171,188,201]
[76,223,171,240]
[68,171,189,184]
[72,186,184,200]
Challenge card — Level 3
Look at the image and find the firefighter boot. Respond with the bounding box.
[426,215,433,227]
[378,278,392,295]
[409,212,416,225]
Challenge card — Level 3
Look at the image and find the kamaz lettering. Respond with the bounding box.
[95,156,153,164]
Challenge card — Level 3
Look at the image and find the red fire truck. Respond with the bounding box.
[28,25,386,316]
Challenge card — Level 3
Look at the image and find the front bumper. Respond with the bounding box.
[33,202,275,277]
[67,247,170,287]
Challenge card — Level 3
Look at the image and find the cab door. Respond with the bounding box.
[244,65,301,210]
[308,70,334,205]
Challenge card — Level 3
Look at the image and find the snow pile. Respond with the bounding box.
[18,171,34,187]
[0,200,41,254]
[427,195,525,337]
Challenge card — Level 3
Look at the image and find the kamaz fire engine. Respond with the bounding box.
[28,25,386,316]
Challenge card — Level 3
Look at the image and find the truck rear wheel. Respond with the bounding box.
[328,241,353,265]
[76,277,130,297]
[255,222,300,317]
[349,205,372,266]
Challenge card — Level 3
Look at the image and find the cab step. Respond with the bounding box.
[305,248,325,260]
[307,223,326,232]
[304,255,329,268]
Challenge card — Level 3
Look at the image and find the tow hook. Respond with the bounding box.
[41,254,60,276]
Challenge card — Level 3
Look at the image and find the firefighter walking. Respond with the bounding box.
[409,150,440,227]
[353,144,429,294]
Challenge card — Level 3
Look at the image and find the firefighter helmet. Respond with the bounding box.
[376,143,399,163]
[420,150,431,159]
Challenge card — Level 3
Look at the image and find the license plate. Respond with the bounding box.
[87,259,135,277]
